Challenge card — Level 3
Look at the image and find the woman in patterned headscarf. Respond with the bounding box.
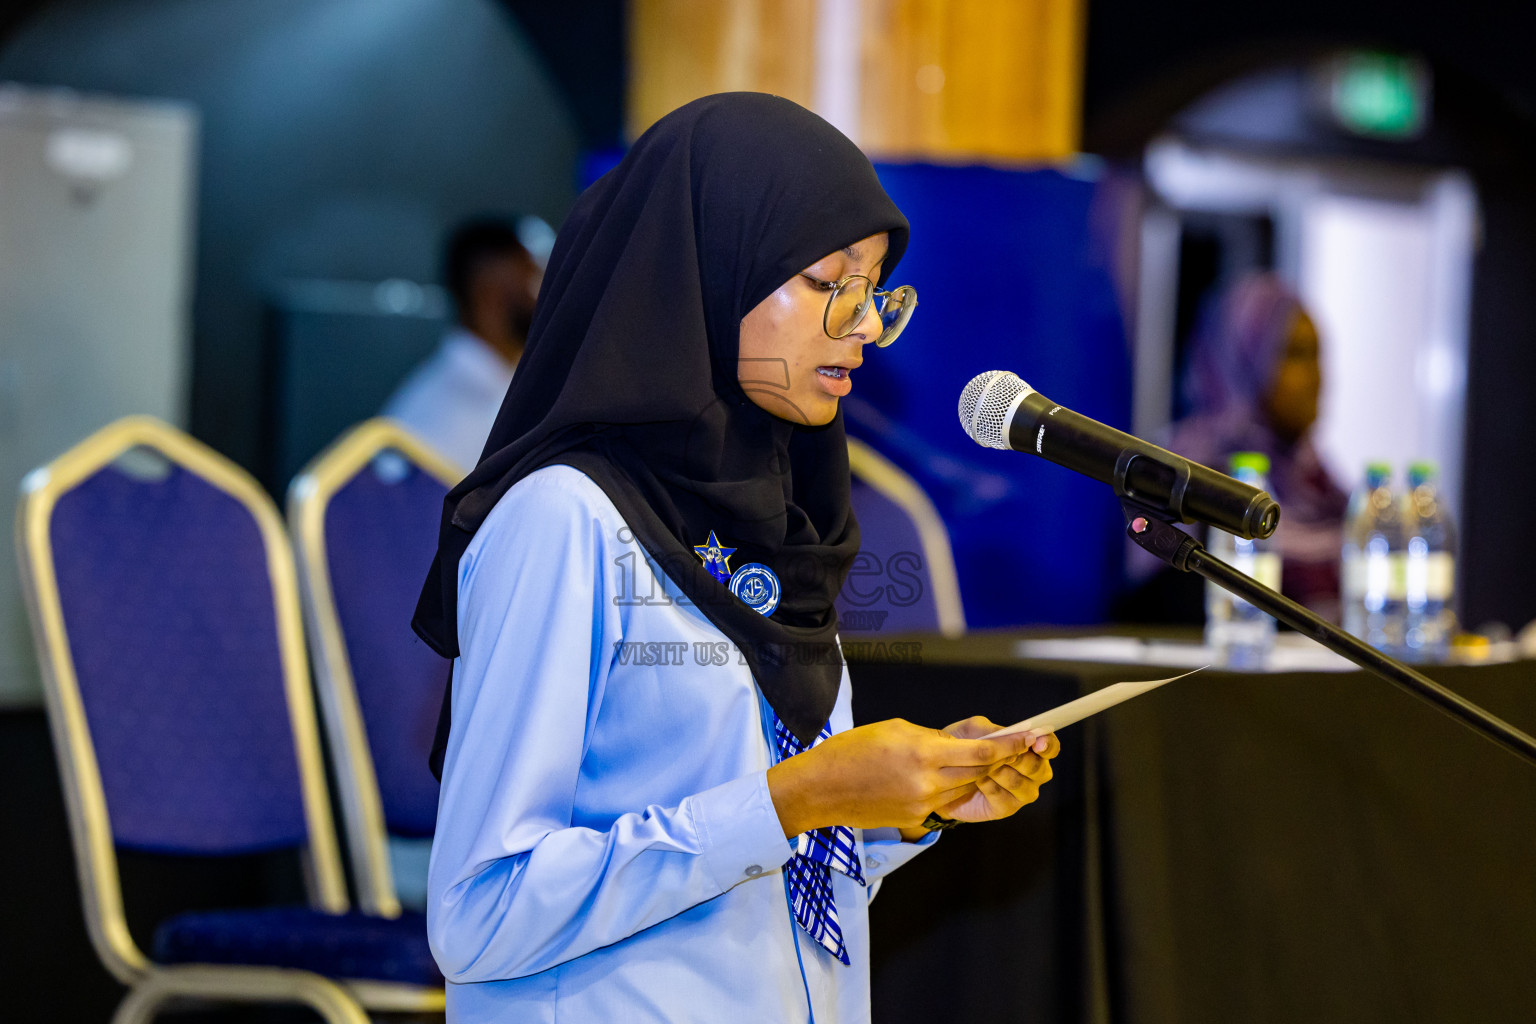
[1168,271,1349,618]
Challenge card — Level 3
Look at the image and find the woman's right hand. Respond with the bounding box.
[765,718,1037,837]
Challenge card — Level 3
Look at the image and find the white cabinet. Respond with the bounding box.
[0,84,197,705]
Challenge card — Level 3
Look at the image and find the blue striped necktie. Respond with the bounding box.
[771,713,866,965]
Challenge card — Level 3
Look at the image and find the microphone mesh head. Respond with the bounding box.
[958,370,1030,449]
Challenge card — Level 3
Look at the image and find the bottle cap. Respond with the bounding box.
[1365,461,1391,487]
[1408,461,1437,488]
[1229,452,1271,477]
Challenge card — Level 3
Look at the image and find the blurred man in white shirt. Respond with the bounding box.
[384,217,542,470]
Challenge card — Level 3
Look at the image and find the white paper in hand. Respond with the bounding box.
[983,667,1206,739]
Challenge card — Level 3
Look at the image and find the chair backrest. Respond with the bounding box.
[287,418,461,917]
[14,416,348,984]
[840,437,966,638]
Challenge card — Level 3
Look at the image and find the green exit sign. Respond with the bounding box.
[1325,52,1430,139]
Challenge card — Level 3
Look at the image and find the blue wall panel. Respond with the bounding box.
[851,163,1131,628]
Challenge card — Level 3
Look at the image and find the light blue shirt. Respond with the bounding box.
[382,328,515,471]
[428,465,936,1023]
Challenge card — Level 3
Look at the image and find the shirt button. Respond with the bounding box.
[865,854,883,869]
[744,864,763,878]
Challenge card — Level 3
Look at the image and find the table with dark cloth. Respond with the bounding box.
[848,632,1536,1024]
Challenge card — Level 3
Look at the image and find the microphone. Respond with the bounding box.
[958,370,1280,540]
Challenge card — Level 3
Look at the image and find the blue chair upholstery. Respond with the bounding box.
[154,908,439,985]
[17,417,443,1024]
[321,454,448,838]
[50,462,309,854]
[842,477,944,635]
[289,419,463,919]
[839,438,966,637]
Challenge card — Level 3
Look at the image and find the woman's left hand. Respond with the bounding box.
[930,717,1059,825]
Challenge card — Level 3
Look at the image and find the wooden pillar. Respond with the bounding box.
[628,0,1085,163]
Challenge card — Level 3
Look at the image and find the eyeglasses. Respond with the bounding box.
[799,273,918,348]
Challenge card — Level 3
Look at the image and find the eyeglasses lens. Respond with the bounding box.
[874,286,916,347]
[826,277,874,338]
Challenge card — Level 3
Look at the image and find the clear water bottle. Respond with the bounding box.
[1340,465,1380,639]
[1402,461,1456,662]
[1205,452,1281,669]
[1341,462,1406,655]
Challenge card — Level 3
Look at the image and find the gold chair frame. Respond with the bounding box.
[287,418,462,920]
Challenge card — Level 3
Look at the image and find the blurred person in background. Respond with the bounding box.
[383,216,542,468]
[1168,271,1349,619]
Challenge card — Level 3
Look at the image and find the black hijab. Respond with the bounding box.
[414,93,910,769]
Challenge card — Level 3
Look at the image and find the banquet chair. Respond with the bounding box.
[841,437,966,637]
[287,419,461,918]
[15,416,444,1024]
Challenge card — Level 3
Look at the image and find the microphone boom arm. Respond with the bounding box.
[1122,497,1536,769]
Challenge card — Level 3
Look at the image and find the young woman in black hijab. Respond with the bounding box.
[419,93,1059,1021]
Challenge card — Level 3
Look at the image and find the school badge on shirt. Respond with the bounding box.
[692,530,736,585]
[729,563,781,617]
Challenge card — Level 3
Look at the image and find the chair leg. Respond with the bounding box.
[112,965,372,1024]
[110,982,174,1024]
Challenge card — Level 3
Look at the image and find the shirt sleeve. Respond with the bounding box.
[426,470,793,983]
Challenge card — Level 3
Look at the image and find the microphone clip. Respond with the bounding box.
[1114,447,1193,524]
[1121,497,1202,572]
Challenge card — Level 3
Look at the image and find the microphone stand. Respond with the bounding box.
[1121,497,1536,768]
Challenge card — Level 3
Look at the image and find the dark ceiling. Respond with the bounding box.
[498,0,625,147]
[4,0,1533,155]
